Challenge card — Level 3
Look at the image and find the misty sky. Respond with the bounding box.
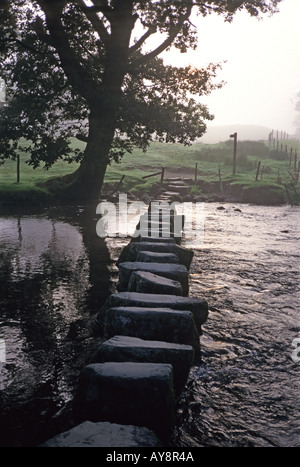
[162,0,300,134]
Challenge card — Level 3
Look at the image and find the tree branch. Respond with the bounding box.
[36,0,99,103]
[1,36,46,56]
[129,0,193,68]
[75,0,110,46]
[80,0,114,21]
[129,24,156,55]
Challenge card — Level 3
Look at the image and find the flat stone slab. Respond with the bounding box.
[73,362,175,442]
[136,213,184,237]
[117,262,189,296]
[102,306,199,351]
[128,270,183,296]
[139,236,175,243]
[91,335,194,395]
[133,229,180,240]
[135,214,185,243]
[129,242,193,268]
[161,191,182,196]
[166,185,189,194]
[98,292,208,334]
[137,234,181,246]
[117,242,193,269]
[136,251,179,264]
[40,421,161,447]
[140,212,185,226]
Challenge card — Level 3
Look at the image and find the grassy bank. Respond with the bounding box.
[0,139,299,206]
[105,139,300,205]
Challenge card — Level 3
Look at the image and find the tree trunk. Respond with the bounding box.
[74,109,115,201]
[53,108,116,204]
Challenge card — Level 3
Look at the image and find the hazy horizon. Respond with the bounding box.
[162,0,300,136]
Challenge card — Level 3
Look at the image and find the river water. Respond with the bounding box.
[0,202,299,447]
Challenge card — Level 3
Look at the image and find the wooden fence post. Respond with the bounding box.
[17,153,20,183]
[194,163,198,182]
[161,167,165,184]
[111,175,125,194]
[230,132,237,175]
[218,168,223,193]
[255,161,261,181]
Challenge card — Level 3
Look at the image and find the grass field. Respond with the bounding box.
[0,138,299,204]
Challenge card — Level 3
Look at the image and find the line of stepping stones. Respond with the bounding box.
[41,205,209,447]
[159,178,193,202]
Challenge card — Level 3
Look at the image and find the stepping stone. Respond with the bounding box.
[139,236,175,243]
[102,306,200,351]
[134,225,182,240]
[166,178,193,184]
[139,212,185,228]
[163,191,182,197]
[168,181,188,186]
[136,213,184,234]
[136,251,179,263]
[131,209,184,246]
[133,229,180,240]
[166,185,189,194]
[39,421,161,447]
[91,335,194,395]
[117,261,189,296]
[97,292,208,334]
[136,227,178,239]
[135,234,181,246]
[117,242,193,269]
[73,362,175,442]
[128,270,183,296]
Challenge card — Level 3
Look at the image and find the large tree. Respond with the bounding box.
[0,0,281,202]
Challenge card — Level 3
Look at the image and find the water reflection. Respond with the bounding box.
[0,206,114,446]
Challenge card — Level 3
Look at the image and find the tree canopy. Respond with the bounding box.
[0,0,282,201]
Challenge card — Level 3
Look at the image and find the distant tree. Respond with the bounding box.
[0,0,282,202]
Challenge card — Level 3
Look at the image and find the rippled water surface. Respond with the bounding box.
[174,203,300,447]
[0,203,299,447]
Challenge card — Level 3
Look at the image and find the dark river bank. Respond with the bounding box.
[0,202,299,447]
